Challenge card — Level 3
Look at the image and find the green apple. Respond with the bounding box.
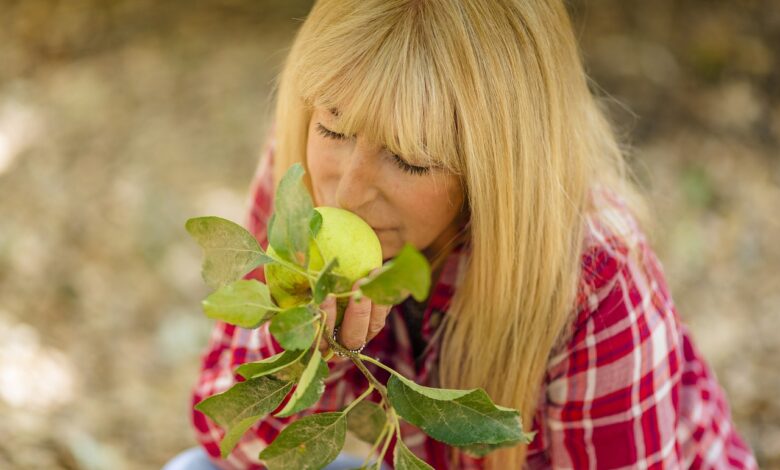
[264,206,383,324]
[264,243,314,309]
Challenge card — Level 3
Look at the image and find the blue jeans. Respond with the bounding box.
[161,446,388,470]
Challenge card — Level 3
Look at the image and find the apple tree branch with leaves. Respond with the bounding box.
[185,163,534,469]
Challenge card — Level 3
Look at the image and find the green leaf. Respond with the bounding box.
[359,243,431,304]
[235,349,306,380]
[394,439,434,469]
[194,376,293,459]
[202,280,276,329]
[267,212,277,242]
[268,163,314,266]
[258,412,347,470]
[269,305,318,350]
[185,216,274,290]
[273,357,308,382]
[310,210,323,237]
[346,400,386,444]
[386,373,532,450]
[312,257,352,304]
[275,349,329,417]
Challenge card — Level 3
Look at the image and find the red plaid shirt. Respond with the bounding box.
[190,134,757,469]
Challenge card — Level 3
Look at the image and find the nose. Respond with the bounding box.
[335,139,382,212]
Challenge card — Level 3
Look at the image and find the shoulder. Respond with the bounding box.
[572,185,673,330]
[537,187,759,468]
[549,185,683,380]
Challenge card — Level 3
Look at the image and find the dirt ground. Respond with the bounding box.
[0,1,778,468]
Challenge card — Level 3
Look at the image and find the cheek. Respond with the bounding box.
[398,189,457,239]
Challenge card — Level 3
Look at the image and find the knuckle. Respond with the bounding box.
[349,300,372,317]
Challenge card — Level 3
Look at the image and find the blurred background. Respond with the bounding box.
[0,0,777,468]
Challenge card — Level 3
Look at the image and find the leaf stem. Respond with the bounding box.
[267,252,317,282]
[390,408,402,441]
[375,419,395,469]
[342,385,374,415]
[362,423,390,468]
[358,354,400,378]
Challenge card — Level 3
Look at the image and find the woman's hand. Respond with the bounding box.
[318,268,392,359]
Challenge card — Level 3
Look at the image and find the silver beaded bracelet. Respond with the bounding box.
[331,326,366,356]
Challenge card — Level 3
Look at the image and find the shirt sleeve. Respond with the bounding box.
[543,237,686,469]
[189,131,367,470]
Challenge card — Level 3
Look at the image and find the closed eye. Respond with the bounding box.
[315,122,351,141]
[315,122,431,176]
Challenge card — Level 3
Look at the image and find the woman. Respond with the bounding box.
[181,0,757,468]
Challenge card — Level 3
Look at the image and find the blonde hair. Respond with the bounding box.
[267,0,650,467]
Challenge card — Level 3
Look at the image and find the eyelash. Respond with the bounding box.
[315,123,430,176]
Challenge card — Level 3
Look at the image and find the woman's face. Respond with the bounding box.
[306,106,466,262]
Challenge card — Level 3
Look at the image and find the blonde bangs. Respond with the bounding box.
[290,0,462,174]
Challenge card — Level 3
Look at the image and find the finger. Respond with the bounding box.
[364,267,389,342]
[318,293,337,352]
[338,280,372,350]
[366,302,392,342]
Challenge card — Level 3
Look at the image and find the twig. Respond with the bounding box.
[324,332,389,402]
